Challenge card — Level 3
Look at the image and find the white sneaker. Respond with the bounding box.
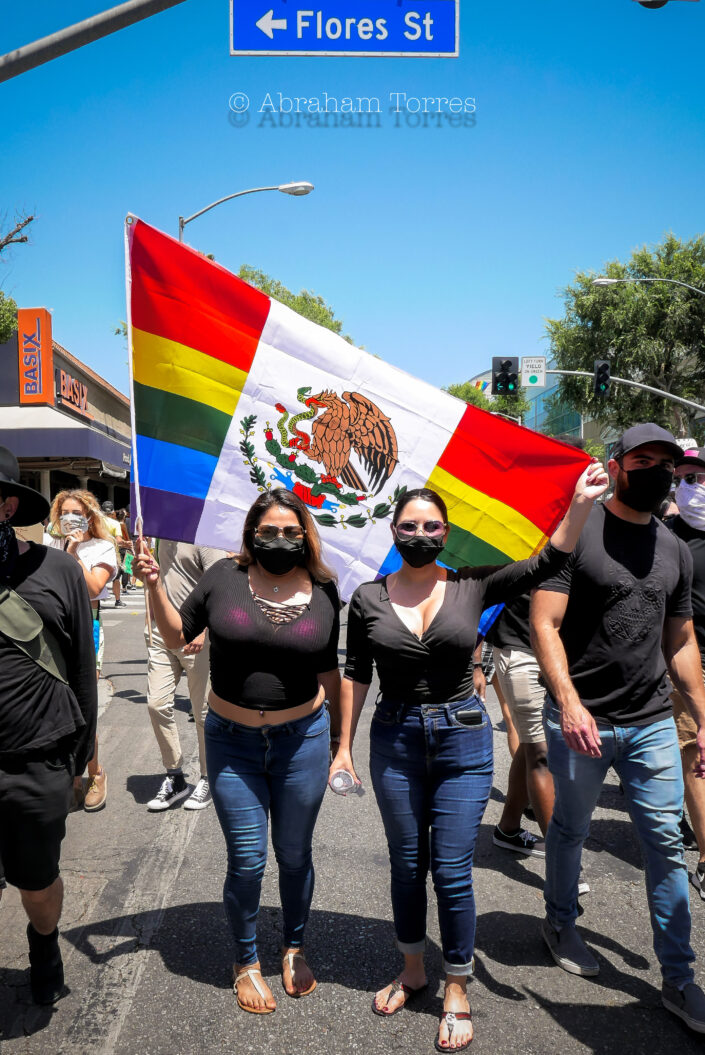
[183,777,212,811]
[147,774,191,812]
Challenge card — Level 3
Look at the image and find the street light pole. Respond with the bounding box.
[593,276,705,297]
[178,181,314,242]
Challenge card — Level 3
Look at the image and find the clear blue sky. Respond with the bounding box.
[1,0,703,395]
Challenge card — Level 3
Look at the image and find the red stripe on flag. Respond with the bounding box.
[437,404,590,534]
[129,219,270,372]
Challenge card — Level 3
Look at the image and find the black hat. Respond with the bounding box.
[676,446,705,471]
[101,500,115,514]
[0,446,50,527]
[611,424,683,463]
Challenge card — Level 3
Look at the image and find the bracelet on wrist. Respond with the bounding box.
[473,662,483,668]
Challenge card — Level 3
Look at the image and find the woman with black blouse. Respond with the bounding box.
[330,464,607,1052]
[135,489,340,1015]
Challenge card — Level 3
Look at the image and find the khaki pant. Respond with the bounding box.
[145,627,210,776]
[493,645,546,744]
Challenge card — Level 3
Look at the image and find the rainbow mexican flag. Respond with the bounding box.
[127,217,589,600]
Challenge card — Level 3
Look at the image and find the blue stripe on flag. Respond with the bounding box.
[135,435,218,500]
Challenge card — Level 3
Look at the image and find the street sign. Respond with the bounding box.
[521,356,546,388]
[230,0,458,56]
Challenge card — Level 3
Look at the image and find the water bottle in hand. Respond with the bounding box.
[329,770,365,796]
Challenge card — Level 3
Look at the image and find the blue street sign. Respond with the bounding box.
[230,0,458,56]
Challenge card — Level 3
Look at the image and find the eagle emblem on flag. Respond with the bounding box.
[239,385,401,527]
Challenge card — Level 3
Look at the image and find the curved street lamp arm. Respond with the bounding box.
[180,186,280,230]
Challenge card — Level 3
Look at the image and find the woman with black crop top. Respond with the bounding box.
[330,464,608,1052]
[135,489,341,1016]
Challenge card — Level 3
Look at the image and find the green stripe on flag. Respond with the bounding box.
[134,381,232,459]
[440,522,514,570]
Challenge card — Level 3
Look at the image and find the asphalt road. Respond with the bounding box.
[2,588,705,1054]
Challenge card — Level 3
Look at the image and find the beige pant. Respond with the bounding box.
[145,627,210,776]
[493,645,546,744]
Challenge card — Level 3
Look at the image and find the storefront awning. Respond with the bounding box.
[0,405,131,467]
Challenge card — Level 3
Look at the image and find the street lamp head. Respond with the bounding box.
[278,181,314,196]
[592,277,621,286]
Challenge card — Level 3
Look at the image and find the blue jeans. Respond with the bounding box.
[543,697,695,988]
[369,695,493,974]
[204,705,330,966]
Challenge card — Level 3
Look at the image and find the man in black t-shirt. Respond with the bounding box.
[0,448,97,1006]
[531,424,705,1034]
[667,446,705,898]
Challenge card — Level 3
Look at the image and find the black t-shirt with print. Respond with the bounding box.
[537,503,693,726]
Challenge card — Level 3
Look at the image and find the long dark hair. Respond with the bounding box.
[237,488,336,583]
[393,487,449,527]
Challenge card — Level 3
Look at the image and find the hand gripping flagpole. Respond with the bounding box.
[125,214,153,647]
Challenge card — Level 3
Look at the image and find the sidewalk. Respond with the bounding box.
[1,603,704,1054]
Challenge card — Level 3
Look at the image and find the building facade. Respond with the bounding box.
[0,308,131,508]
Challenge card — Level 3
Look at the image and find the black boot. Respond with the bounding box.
[27,923,64,1004]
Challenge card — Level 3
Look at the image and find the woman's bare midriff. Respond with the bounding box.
[208,686,325,727]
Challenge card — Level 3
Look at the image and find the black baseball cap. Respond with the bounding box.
[676,446,705,471]
[611,424,683,463]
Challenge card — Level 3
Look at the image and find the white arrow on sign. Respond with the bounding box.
[256,9,288,37]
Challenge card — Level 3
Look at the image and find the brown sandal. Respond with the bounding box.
[233,967,276,1014]
[371,978,428,1016]
[281,950,317,998]
[434,1009,473,1051]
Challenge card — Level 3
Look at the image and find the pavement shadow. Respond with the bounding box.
[113,688,147,705]
[0,968,60,1041]
[125,774,168,805]
[61,903,443,1007]
[585,819,644,870]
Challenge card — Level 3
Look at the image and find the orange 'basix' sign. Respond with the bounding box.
[17,308,54,405]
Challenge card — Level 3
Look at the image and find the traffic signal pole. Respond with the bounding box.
[0,0,189,83]
[546,369,705,415]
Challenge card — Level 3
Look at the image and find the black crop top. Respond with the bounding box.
[344,542,568,704]
[180,560,340,710]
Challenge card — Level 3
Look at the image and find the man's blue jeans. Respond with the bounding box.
[204,705,329,966]
[543,697,695,988]
[369,695,493,974]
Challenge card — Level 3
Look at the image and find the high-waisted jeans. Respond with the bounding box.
[369,695,493,974]
[543,697,695,988]
[204,704,330,966]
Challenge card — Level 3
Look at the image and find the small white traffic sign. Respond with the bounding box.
[521,356,546,388]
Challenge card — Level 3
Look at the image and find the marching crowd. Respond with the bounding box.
[2,420,705,1051]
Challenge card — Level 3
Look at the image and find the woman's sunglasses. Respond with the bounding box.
[394,520,447,540]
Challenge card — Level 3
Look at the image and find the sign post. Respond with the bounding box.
[521,356,546,389]
[231,0,458,56]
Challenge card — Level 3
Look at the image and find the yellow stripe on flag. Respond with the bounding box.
[425,465,546,562]
[132,327,248,418]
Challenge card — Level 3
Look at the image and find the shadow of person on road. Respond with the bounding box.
[0,968,59,1042]
[61,903,445,1010]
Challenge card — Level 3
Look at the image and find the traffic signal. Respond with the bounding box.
[594,360,611,397]
[491,357,519,396]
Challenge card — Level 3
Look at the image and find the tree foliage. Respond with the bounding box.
[0,291,18,346]
[445,379,531,422]
[238,265,356,344]
[546,234,705,440]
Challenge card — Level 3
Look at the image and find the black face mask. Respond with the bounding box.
[617,466,673,513]
[252,536,305,575]
[0,517,19,579]
[394,534,444,568]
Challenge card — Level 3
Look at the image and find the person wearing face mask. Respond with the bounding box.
[0,448,97,1005]
[332,462,607,1053]
[532,423,705,1035]
[665,448,705,897]
[47,490,118,812]
[134,489,341,1015]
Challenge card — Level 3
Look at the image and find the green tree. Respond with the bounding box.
[238,265,356,344]
[0,291,18,346]
[546,234,705,440]
[445,379,531,422]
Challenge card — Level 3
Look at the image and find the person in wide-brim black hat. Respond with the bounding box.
[0,444,98,1007]
[0,446,50,527]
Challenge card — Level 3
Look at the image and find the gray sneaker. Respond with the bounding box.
[662,982,705,1033]
[541,918,599,977]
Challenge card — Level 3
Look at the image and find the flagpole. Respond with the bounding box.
[124,214,153,646]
